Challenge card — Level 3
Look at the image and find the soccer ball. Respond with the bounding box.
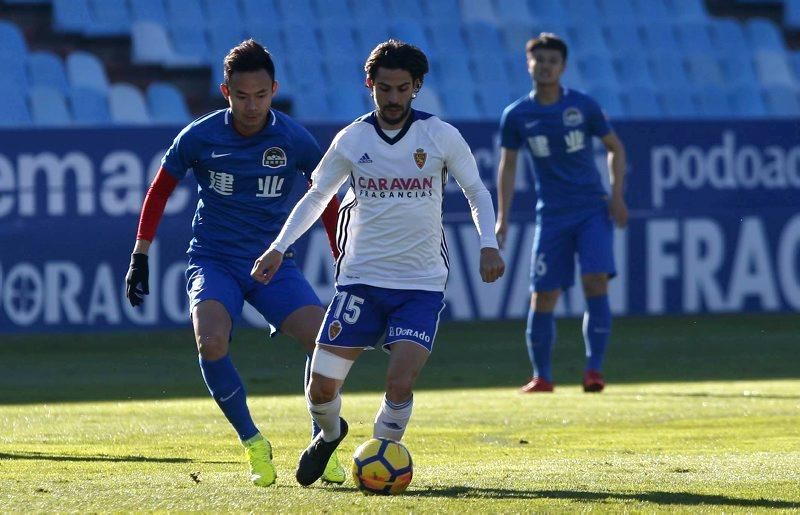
[351,438,413,495]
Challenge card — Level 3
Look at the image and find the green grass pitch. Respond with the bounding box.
[1,314,798,512]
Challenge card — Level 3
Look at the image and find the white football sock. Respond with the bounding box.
[308,393,342,442]
[373,394,413,441]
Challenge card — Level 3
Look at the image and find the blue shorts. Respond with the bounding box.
[530,206,616,292]
[316,284,446,353]
[185,254,322,330]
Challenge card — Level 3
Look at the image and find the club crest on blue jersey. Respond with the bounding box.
[413,148,427,170]
[262,147,287,168]
[328,319,342,340]
[562,107,584,127]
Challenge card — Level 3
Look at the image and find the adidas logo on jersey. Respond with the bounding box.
[358,153,373,164]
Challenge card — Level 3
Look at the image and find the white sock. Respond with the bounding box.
[373,394,413,441]
[308,393,341,442]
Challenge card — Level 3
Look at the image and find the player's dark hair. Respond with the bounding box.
[526,32,568,62]
[223,39,276,84]
[365,39,429,87]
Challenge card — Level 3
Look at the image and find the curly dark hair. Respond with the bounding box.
[364,39,429,86]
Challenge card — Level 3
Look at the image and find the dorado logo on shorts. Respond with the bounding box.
[328,320,342,340]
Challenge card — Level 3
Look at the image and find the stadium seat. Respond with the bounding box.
[753,50,796,87]
[207,23,246,66]
[423,0,460,20]
[674,22,716,57]
[695,84,731,118]
[561,60,586,91]
[640,22,678,54]
[313,0,352,24]
[494,0,535,25]
[528,0,567,25]
[709,19,749,59]
[567,23,611,57]
[718,53,759,89]
[0,89,32,127]
[353,21,391,56]
[246,22,285,56]
[0,59,28,93]
[434,55,472,91]
[349,0,390,29]
[276,0,315,25]
[386,0,425,21]
[631,0,671,24]
[505,52,531,94]
[69,87,111,124]
[109,83,150,124]
[203,0,245,31]
[440,86,482,120]
[685,54,725,86]
[131,21,174,66]
[27,51,70,93]
[318,21,358,56]
[562,0,602,23]
[389,20,432,54]
[412,86,445,117]
[728,84,768,118]
[461,0,497,24]
[786,0,800,30]
[240,0,280,26]
[586,85,625,118]
[146,82,191,124]
[52,0,92,34]
[745,18,786,52]
[168,24,211,67]
[129,0,168,26]
[165,0,205,28]
[66,51,110,94]
[428,21,469,56]
[623,86,662,118]
[604,23,645,57]
[763,84,800,116]
[29,86,72,126]
[291,90,331,121]
[477,83,514,119]
[327,89,369,121]
[665,0,708,22]
[578,54,620,90]
[0,20,28,62]
[596,0,638,24]
[649,54,690,89]
[283,22,323,62]
[502,21,536,53]
[615,54,655,89]
[463,21,506,58]
[789,50,800,82]
[660,87,697,118]
[87,0,131,36]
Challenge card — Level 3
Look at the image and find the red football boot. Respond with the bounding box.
[582,370,605,392]
[519,377,555,393]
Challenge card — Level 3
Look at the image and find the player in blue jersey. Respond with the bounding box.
[496,33,628,393]
[124,40,344,486]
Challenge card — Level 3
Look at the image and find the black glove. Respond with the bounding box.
[125,253,149,307]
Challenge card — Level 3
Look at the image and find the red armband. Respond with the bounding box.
[320,194,341,259]
[136,167,179,241]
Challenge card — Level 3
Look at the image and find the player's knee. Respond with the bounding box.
[385,372,416,402]
[582,274,608,297]
[308,376,338,404]
[196,333,228,361]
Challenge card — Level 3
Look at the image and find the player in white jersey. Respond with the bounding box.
[251,39,505,486]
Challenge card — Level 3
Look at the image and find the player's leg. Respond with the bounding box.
[520,216,575,392]
[374,288,444,440]
[577,209,616,392]
[187,258,274,486]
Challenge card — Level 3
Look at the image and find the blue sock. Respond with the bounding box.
[199,354,258,442]
[584,295,612,371]
[526,310,556,382]
[306,353,321,439]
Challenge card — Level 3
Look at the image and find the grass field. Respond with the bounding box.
[1,314,798,512]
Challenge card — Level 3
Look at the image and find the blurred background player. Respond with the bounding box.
[495,33,628,394]
[124,39,344,486]
[251,39,505,486]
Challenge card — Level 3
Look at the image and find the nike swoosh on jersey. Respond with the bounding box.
[211,151,232,158]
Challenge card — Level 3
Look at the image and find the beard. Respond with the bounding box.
[377,101,411,126]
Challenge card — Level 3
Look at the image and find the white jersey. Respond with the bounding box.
[270,110,498,292]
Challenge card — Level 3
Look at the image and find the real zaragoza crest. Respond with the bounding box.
[328,320,342,340]
[413,148,426,170]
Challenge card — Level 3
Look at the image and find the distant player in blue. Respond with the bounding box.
[496,33,628,393]
[123,40,344,486]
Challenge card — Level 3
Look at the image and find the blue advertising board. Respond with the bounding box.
[0,119,798,333]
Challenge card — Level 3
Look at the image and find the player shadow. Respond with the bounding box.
[403,486,800,508]
[0,450,214,464]
[631,392,800,400]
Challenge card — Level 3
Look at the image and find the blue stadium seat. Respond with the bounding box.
[0,90,32,127]
[763,84,800,116]
[240,0,280,26]
[674,22,716,57]
[276,0,315,25]
[386,0,424,21]
[596,0,638,24]
[615,54,655,89]
[203,0,244,31]
[471,55,508,86]
[604,23,645,57]
[709,19,749,59]
[0,59,29,93]
[29,86,72,126]
[349,0,390,29]
[718,53,759,89]
[246,23,285,56]
[207,23,246,60]
[69,87,111,124]
[649,54,689,89]
[168,24,211,67]
[586,85,625,118]
[423,0,460,20]
[318,22,358,56]
[327,89,369,121]
[109,83,150,124]
[753,50,796,86]
[696,84,731,118]
[505,52,531,94]
[561,60,586,91]
[665,0,708,22]
[440,86,482,120]
[131,21,175,66]
[527,0,566,24]
[165,0,205,28]
[562,0,602,24]
[578,54,620,90]
[477,83,514,119]
[461,0,497,24]
[745,18,785,52]
[87,0,131,36]
[463,22,506,58]
[291,90,332,121]
[728,84,768,118]
[660,87,697,118]
[389,20,432,53]
[502,21,536,53]
[313,0,352,24]
[413,86,445,117]
[631,0,671,24]
[434,55,473,90]
[28,51,70,93]
[353,20,391,56]
[640,22,678,54]
[66,51,110,94]
[323,54,363,88]
[790,50,800,82]
[428,21,468,56]
[786,0,800,30]
[129,0,168,26]
[147,82,190,124]
[494,0,535,25]
[52,0,92,34]
[283,22,322,59]
[0,20,28,62]
[567,23,611,57]
[685,54,725,86]
[623,86,662,118]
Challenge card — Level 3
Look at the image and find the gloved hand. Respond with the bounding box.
[125,253,149,307]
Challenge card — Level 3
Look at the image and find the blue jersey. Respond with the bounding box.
[162,108,322,259]
[500,87,612,214]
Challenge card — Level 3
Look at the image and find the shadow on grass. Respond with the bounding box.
[403,486,800,508]
[1,315,798,404]
[0,451,238,464]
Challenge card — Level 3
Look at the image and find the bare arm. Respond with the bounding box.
[495,147,518,249]
[602,132,628,228]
